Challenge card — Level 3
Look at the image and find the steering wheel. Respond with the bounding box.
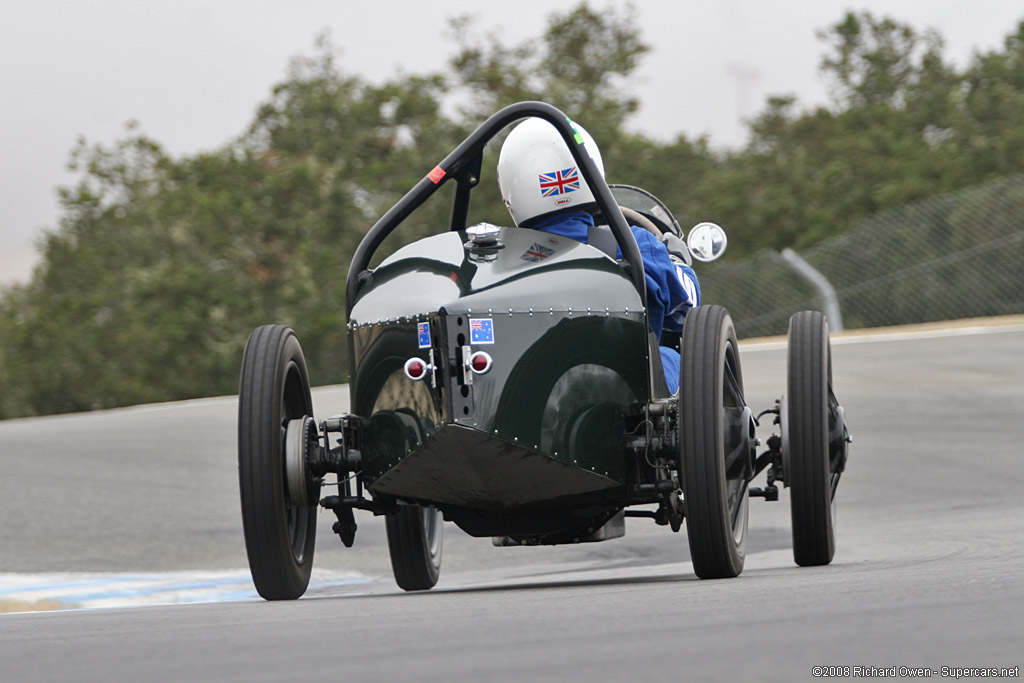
[619,206,662,238]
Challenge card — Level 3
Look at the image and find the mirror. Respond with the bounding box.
[686,222,727,262]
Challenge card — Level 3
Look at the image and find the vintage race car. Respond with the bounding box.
[237,101,851,600]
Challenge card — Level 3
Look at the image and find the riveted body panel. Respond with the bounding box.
[348,227,650,513]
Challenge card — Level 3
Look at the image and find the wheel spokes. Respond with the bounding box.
[728,480,749,543]
[722,346,749,546]
[721,348,750,484]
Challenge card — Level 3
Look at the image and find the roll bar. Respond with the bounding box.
[345,101,646,315]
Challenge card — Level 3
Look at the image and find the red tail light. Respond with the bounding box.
[469,351,492,375]
[403,357,431,381]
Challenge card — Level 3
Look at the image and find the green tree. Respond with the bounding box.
[954,20,1024,177]
[698,11,984,254]
[819,11,948,109]
[448,3,648,131]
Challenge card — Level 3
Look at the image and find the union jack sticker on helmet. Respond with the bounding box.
[538,167,580,197]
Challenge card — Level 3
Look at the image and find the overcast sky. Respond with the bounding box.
[2,0,1021,285]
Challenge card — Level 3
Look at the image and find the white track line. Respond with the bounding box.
[0,569,370,611]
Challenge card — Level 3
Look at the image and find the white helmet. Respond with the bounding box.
[497,118,605,227]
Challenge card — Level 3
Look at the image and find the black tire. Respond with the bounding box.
[385,504,443,591]
[786,311,836,566]
[238,325,319,600]
[680,305,749,579]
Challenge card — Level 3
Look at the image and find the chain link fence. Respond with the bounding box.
[699,175,1024,338]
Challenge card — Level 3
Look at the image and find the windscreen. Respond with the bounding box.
[608,185,682,237]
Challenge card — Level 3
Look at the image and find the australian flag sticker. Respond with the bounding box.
[417,321,431,348]
[469,318,495,344]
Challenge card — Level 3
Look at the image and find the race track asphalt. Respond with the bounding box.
[1,317,1022,682]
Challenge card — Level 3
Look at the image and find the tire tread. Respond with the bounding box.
[385,505,442,591]
[787,311,835,566]
[680,305,746,579]
[239,324,317,600]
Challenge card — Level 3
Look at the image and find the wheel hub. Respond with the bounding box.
[285,416,318,507]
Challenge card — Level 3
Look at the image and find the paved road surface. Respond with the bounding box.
[1,319,1022,682]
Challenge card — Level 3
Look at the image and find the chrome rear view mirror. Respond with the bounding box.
[686,222,728,262]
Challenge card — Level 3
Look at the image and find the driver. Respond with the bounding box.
[496,118,700,394]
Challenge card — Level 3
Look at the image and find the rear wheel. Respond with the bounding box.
[238,325,319,600]
[786,311,837,566]
[679,305,750,579]
[386,504,444,591]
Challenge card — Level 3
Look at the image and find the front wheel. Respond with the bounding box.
[385,504,444,591]
[786,311,838,566]
[679,305,750,579]
[238,325,319,600]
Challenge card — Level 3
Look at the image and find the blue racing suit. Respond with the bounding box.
[531,211,700,393]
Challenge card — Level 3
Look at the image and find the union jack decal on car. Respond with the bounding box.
[521,243,555,262]
[538,167,580,197]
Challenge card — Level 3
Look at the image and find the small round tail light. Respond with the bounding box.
[469,351,492,375]
[404,357,431,381]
